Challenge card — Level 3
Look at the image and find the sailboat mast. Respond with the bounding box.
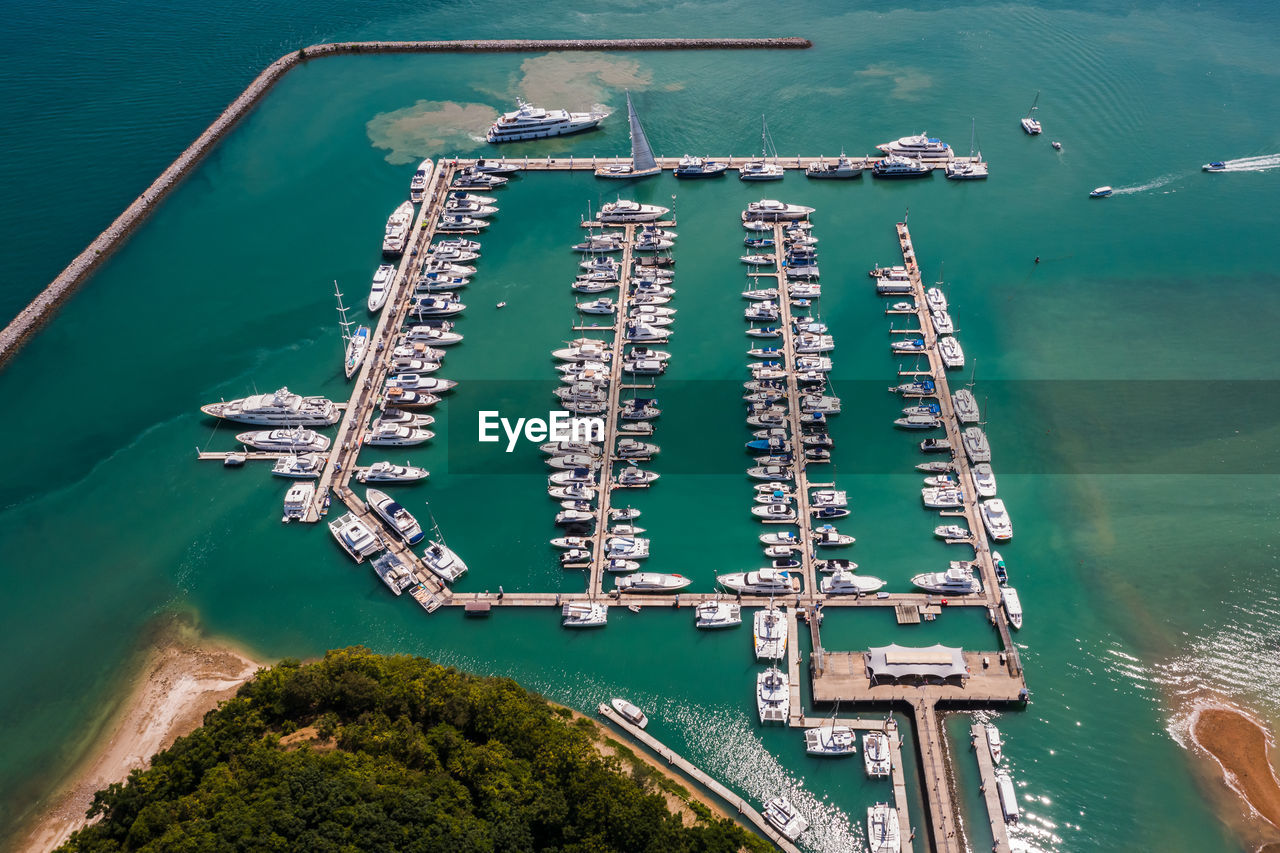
[334,280,354,346]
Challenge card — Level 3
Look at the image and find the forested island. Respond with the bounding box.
[59,648,765,852]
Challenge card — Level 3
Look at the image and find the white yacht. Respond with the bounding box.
[368,263,395,312]
[895,413,941,430]
[911,565,981,595]
[598,199,669,223]
[953,389,980,423]
[673,154,729,178]
[806,153,862,179]
[805,723,857,756]
[573,235,625,253]
[562,602,608,628]
[409,158,433,202]
[962,426,991,462]
[981,498,1014,541]
[757,668,790,724]
[201,387,340,426]
[867,803,901,853]
[970,463,998,498]
[753,504,798,523]
[821,570,887,595]
[356,461,430,483]
[609,697,648,729]
[422,538,468,583]
[938,336,965,369]
[811,525,855,547]
[696,600,742,629]
[934,524,971,540]
[367,488,424,546]
[996,771,1020,823]
[364,424,433,446]
[986,723,1004,764]
[385,375,457,394]
[762,796,807,838]
[381,201,414,258]
[606,536,650,560]
[754,607,788,660]
[328,512,382,563]
[946,117,988,180]
[371,552,416,596]
[1020,91,1043,135]
[718,569,799,595]
[1003,587,1023,629]
[877,132,953,160]
[235,428,330,453]
[872,155,931,178]
[739,160,784,181]
[487,98,606,142]
[270,453,325,479]
[864,731,892,777]
[281,482,315,523]
[436,213,487,232]
[442,198,497,218]
[744,199,814,221]
[614,572,691,593]
[614,466,659,487]
[402,325,463,346]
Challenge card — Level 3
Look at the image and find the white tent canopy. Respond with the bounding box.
[866,644,968,684]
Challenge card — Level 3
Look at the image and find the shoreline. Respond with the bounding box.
[12,634,261,853]
[1186,702,1280,851]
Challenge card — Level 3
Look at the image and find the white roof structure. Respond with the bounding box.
[866,644,968,684]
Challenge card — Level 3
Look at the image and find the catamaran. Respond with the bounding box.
[739,115,785,181]
[867,803,902,853]
[420,505,468,583]
[1020,91,1043,134]
[594,91,660,179]
[695,600,741,628]
[946,117,989,180]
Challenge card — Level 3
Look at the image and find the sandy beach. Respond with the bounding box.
[14,638,260,853]
[1188,704,1280,851]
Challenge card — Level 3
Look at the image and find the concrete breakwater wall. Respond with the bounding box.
[0,36,810,368]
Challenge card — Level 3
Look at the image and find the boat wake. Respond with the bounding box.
[1212,153,1280,172]
[1111,173,1181,195]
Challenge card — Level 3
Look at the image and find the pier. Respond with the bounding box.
[970,723,1014,853]
[501,154,975,173]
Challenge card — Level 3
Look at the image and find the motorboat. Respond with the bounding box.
[580,255,621,275]
[953,389,980,423]
[387,357,441,375]
[673,154,728,177]
[762,796,807,838]
[747,465,793,481]
[821,570,886,595]
[1020,92,1043,135]
[996,771,1020,823]
[811,506,847,519]
[1203,161,1227,172]
[718,569,799,595]
[886,300,917,313]
[614,573,691,593]
[895,414,941,430]
[281,482,315,523]
[938,336,965,369]
[986,723,1004,764]
[451,169,508,189]
[381,387,440,410]
[867,803,901,853]
[757,669,791,725]
[443,199,498,218]
[552,341,612,362]
[366,488,424,545]
[421,538,467,583]
[1003,587,1023,629]
[328,512,382,563]
[981,498,1014,541]
[1090,186,1113,198]
[554,509,594,527]
[743,288,780,302]
[201,386,340,426]
[573,234,625,253]
[911,564,981,595]
[624,321,669,343]
[616,438,658,458]
[614,466,659,487]
[609,697,648,728]
[353,460,428,484]
[922,474,956,488]
[992,550,1009,585]
[760,531,799,547]
[431,237,482,253]
[877,132,953,160]
[813,558,856,573]
[541,440,601,457]
[560,548,591,566]
[891,337,926,353]
[800,395,841,415]
[695,600,742,629]
[408,296,465,317]
[605,558,641,573]
[921,487,964,509]
[918,460,953,474]
[872,155,931,178]
[606,536,650,559]
[235,427,330,453]
[970,463,998,498]
[962,426,991,462]
[741,253,776,266]
[598,199,669,222]
[469,158,520,175]
[892,378,935,397]
[270,453,325,479]
[934,524,971,540]
[805,153,862,178]
[402,325,463,346]
[921,437,951,453]
[437,213,488,232]
[391,342,446,362]
[562,602,608,628]
[619,399,661,422]
[487,97,606,142]
[621,358,665,375]
[632,235,674,252]
[549,467,596,487]
[744,199,815,221]
[371,552,416,596]
[945,157,989,180]
[754,607,788,660]
[739,159,784,181]
[864,731,892,777]
[409,158,433,202]
[381,201,414,258]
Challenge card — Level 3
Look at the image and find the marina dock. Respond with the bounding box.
[460,155,978,173]
[971,723,1014,853]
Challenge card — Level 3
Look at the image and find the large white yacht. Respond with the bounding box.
[872,155,931,179]
[911,565,981,595]
[235,428,330,453]
[409,158,433,202]
[754,606,788,660]
[356,461,430,483]
[368,263,395,313]
[877,132,953,160]
[864,731,892,777]
[281,482,315,523]
[763,796,807,839]
[718,569,799,595]
[367,488,424,546]
[757,667,790,724]
[744,199,814,221]
[981,498,1014,541]
[614,572,691,593]
[487,98,606,142]
[970,463,998,498]
[382,201,414,257]
[598,199,669,223]
[201,387,340,426]
[996,771,1020,823]
[867,803,902,853]
[1003,587,1023,629]
[328,512,383,563]
[821,570,887,595]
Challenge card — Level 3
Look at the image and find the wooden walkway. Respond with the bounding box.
[970,723,1014,853]
[912,700,962,853]
[458,155,978,173]
[596,704,802,853]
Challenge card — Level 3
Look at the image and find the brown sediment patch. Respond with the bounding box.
[1192,707,1280,829]
[367,100,499,164]
[13,635,260,853]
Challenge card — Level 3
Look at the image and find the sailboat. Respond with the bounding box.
[1021,91,1043,135]
[594,91,661,179]
[946,118,989,180]
[739,115,784,181]
[336,281,370,380]
[420,502,468,583]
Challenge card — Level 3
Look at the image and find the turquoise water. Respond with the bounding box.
[2,2,1279,851]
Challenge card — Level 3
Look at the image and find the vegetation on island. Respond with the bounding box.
[60,647,766,853]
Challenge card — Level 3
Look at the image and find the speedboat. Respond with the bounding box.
[934,524,971,540]
[872,155,931,178]
[614,466,659,487]
[992,549,1009,585]
[487,97,606,142]
[235,428,330,453]
[864,731,892,777]
[805,723,857,756]
[560,548,592,566]
[718,569,799,595]
[328,512,383,563]
[1090,186,1113,198]
[811,524,855,547]
[1203,161,1227,172]
[614,573,691,593]
[695,600,742,629]
[757,669,790,725]
[367,488,424,545]
[382,201,414,258]
[609,698,648,729]
[281,482,315,523]
[436,213,488,232]
[762,796,807,838]
[1003,587,1023,629]
[754,607,787,660]
[409,158,433,202]
[554,508,594,527]
[364,424,433,446]
[867,803,901,853]
[443,199,497,218]
[986,723,1004,764]
[981,498,1014,541]
[744,199,815,221]
[877,132,953,160]
[911,564,981,595]
[970,463,998,497]
[805,153,862,179]
[673,155,728,178]
[202,386,340,426]
[962,426,991,462]
[598,199,669,222]
[747,465,792,481]
[562,602,608,628]
[760,531,799,547]
[821,570,886,595]
[270,453,325,479]
[605,558,640,573]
